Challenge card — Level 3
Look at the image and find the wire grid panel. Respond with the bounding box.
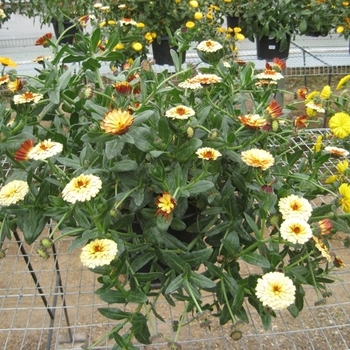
[1,130,350,349]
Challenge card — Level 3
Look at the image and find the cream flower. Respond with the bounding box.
[278,194,313,220]
[280,217,313,244]
[0,180,29,206]
[80,239,118,269]
[178,79,203,90]
[196,40,223,53]
[13,92,43,104]
[238,114,268,128]
[324,146,349,157]
[241,149,274,171]
[305,102,325,113]
[27,139,63,160]
[191,73,222,85]
[196,147,222,160]
[255,71,284,81]
[62,174,102,204]
[255,272,296,310]
[165,105,195,120]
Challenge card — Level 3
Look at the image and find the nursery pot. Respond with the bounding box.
[256,35,291,60]
[226,15,240,29]
[151,37,186,65]
[52,20,79,45]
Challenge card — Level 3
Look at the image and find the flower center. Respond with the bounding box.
[175,107,186,115]
[292,225,301,234]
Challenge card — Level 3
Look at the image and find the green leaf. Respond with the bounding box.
[82,57,101,71]
[131,313,151,344]
[97,51,125,62]
[159,250,186,273]
[244,213,260,237]
[180,248,213,267]
[98,290,126,304]
[126,290,148,303]
[189,271,216,289]
[240,252,270,268]
[176,138,202,162]
[186,180,214,195]
[17,208,48,245]
[98,307,131,320]
[165,274,184,294]
[90,27,101,52]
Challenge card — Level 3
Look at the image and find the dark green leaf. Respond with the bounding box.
[131,313,151,344]
[98,307,131,320]
[240,253,270,268]
[189,271,216,289]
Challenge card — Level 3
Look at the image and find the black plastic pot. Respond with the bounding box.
[52,20,79,45]
[151,37,186,65]
[226,15,240,29]
[256,35,291,60]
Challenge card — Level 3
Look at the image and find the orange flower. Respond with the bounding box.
[272,57,286,71]
[294,115,308,128]
[14,139,34,161]
[114,81,132,95]
[100,109,134,135]
[7,78,23,92]
[35,33,53,47]
[266,100,283,118]
[295,87,309,99]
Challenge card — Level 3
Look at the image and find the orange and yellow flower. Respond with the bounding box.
[100,109,135,135]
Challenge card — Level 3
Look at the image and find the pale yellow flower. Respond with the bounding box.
[197,40,223,53]
[280,217,313,244]
[196,147,222,160]
[336,75,350,90]
[178,79,203,90]
[255,272,296,310]
[339,183,350,212]
[80,239,118,269]
[324,146,349,157]
[337,159,349,174]
[191,73,222,85]
[132,42,143,51]
[165,105,195,120]
[305,102,325,113]
[278,194,313,221]
[241,149,274,171]
[0,180,29,206]
[62,174,102,204]
[27,139,63,160]
[312,237,331,262]
[13,92,43,104]
[238,114,268,129]
[320,85,331,100]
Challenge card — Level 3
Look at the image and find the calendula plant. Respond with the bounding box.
[1,10,350,349]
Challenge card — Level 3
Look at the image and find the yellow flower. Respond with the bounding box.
[337,159,349,174]
[80,239,118,269]
[132,42,143,51]
[144,32,154,42]
[241,149,275,171]
[339,183,350,212]
[325,174,338,184]
[312,237,331,262]
[235,33,245,41]
[186,21,195,29]
[320,85,331,100]
[0,57,17,67]
[337,26,344,33]
[136,22,145,28]
[194,12,203,20]
[305,90,319,103]
[313,135,322,153]
[113,43,125,50]
[99,20,116,27]
[306,107,317,117]
[155,192,177,219]
[101,109,135,135]
[189,0,199,8]
[329,112,350,138]
[336,74,350,90]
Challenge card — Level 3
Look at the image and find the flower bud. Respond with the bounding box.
[186,126,194,138]
[230,330,242,340]
[208,128,219,140]
[0,249,6,259]
[40,238,53,249]
[36,246,50,260]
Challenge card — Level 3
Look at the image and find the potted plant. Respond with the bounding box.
[14,0,93,43]
[237,0,301,59]
[297,0,336,37]
[1,12,350,348]
[334,0,350,41]
[0,1,17,29]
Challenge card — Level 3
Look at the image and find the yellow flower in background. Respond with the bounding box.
[136,22,145,28]
[339,183,350,212]
[305,90,319,103]
[99,20,116,27]
[320,85,331,100]
[155,192,177,219]
[337,26,344,33]
[194,12,203,20]
[186,21,195,28]
[113,43,125,50]
[255,272,296,310]
[132,42,143,51]
[329,112,350,138]
[0,57,17,67]
[336,74,350,90]
[325,174,338,184]
[189,0,199,8]
[306,107,317,117]
[80,239,118,269]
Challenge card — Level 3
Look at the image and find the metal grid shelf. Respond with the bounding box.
[1,129,350,350]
